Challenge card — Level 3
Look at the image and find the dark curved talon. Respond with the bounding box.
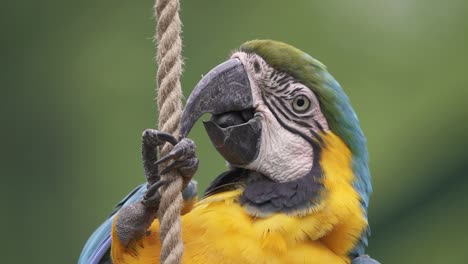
[159,160,183,175]
[155,138,196,164]
[142,179,176,208]
[142,129,178,146]
[144,179,171,200]
[155,148,184,165]
[159,159,197,176]
[154,132,178,146]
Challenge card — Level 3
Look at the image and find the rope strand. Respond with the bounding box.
[154,0,184,263]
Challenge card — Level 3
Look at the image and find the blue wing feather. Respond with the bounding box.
[78,184,147,264]
[78,180,198,264]
[351,255,381,264]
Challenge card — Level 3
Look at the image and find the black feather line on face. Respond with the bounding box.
[314,119,325,132]
[276,74,289,85]
[276,98,314,128]
[276,83,291,93]
[288,87,303,97]
[277,97,296,116]
[309,129,324,145]
[267,93,315,132]
[269,70,276,80]
[269,98,292,122]
[299,112,316,119]
[271,72,281,83]
[261,92,321,153]
[282,82,291,91]
[267,78,316,120]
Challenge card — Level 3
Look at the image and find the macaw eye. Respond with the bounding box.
[292,95,310,113]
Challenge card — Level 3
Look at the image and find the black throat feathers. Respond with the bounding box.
[203,145,324,217]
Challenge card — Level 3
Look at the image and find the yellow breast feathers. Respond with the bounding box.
[111,132,367,264]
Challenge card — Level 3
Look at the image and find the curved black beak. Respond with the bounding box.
[179,58,262,166]
[180,58,252,138]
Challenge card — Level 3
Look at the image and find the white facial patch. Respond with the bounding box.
[231,52,316,182]
[246,107,314,182]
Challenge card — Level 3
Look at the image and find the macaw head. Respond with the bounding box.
[180,40,372,255]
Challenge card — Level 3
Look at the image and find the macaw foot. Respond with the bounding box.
[115,201,156,254]
[141,129,198,208]
[115,129,198,251]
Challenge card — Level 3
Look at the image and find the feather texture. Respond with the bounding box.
[111,133,367,264]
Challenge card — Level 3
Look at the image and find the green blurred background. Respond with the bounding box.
[2,0,468,263]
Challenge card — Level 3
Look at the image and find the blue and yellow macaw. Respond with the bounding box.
[79,40,379,264]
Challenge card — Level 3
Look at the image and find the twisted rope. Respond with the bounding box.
[154,0,184,263]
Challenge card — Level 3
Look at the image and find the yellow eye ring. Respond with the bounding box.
[292,95,310,113]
